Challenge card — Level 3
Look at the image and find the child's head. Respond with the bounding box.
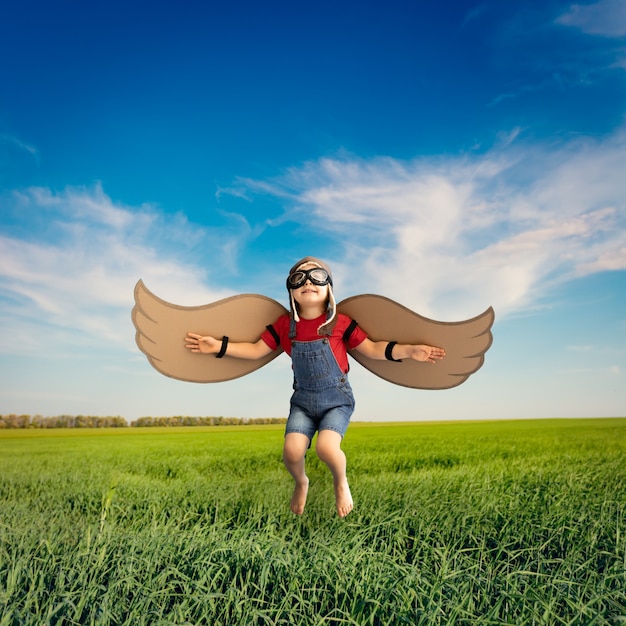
[286,257,337,334]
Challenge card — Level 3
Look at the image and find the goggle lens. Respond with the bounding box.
[287,268,331,289]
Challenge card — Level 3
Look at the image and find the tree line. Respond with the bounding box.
[0,414,287,429]
[132,416,287,427]
[0,414,128,429]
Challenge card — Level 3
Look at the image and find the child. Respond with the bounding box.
[185,256,445,517]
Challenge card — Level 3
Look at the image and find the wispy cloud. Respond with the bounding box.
[0,184,235,356]
[488,2,626,108]
[0,134,38,159]
[225,128,626,319]
[461,3,487,27]
[2,127,625,361]
[557,0,626,38]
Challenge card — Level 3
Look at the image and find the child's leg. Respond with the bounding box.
[283,432,311,515]
[315,430,353,518]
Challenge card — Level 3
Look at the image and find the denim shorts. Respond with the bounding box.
[285,383,355,440]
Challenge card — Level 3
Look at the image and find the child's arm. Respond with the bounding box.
[354,338,445,364]
[185,332,273,360]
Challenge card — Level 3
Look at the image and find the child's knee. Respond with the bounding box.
[283,434,309,464]
[283,446,303,464]
[315,434,341,462]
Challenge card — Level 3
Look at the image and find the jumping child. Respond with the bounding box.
[184,256,445,517]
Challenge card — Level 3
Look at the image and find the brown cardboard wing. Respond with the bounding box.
[132,280,288,383]
[132,281,494,389]
[337,294,494,389]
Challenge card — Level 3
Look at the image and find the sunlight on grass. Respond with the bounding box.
[0,418,624,624]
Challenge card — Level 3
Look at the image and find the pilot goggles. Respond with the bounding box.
[286,267,332,290]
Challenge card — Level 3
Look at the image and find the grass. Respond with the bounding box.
[0,418,624,625]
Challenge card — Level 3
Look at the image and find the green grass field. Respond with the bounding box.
[0,418,624,625]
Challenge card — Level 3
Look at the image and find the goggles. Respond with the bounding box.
[287,267,332,289]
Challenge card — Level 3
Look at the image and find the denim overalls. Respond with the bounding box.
[285,318,356,440]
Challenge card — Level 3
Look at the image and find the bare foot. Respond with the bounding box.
[334,478,353,518]
[290,478,309,515]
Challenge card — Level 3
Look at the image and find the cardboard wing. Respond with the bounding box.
[132,281,494,389]
[132,280,287,383]
[338,295,494,390]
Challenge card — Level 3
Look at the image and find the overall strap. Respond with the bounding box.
[289,317,297,339]
[265,324,280,346]
[342,319,358,343]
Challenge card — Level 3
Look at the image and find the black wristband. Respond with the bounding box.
[385,341,402,362]
[216,335,228,358]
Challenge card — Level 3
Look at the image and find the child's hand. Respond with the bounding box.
[408,344,446,364]
[185,332,220,354]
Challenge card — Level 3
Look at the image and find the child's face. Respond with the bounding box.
[291,263,330,310]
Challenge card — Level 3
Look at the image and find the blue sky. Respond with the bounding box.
[1,0,625,422]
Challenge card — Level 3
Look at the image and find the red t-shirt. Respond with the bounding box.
[260,313,367,373]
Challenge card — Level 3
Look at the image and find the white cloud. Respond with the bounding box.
[557,0,626,37]
[226,128,626,320]
[2,128,625,367]
[0,184,235,355]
